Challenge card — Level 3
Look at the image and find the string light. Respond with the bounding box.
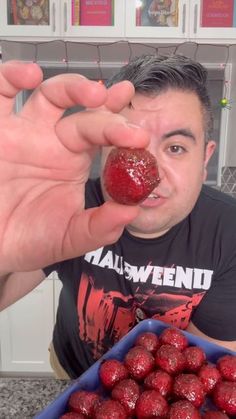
[0,39,234,109]
[219,98,231,109]
[219,80,232,109]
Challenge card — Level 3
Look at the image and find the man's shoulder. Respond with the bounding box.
[194,185,236,225]
[199,185,236,210]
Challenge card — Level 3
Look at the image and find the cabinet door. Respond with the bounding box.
[62,0,125,39]
[0,0,60,38]
[125,0,189,40]
[190,0,236,40]
[0,278,54,374]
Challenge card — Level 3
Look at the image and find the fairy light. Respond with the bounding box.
[1,39,234,109]
[220,98,229,108]
[136,0,143,8]
[220,80,232,109]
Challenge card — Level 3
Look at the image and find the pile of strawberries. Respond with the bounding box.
[60,327,236,418]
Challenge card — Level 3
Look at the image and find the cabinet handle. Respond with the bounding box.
[64,2,68,33]
[194,3,198,34]
[52,2,56,32]
[182,4,186,34]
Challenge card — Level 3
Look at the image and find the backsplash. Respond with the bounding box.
[221,167,236,199]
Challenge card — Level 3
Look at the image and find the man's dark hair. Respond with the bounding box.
[107,54,213,141]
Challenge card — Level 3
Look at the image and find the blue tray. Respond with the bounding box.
[34,319,236,419]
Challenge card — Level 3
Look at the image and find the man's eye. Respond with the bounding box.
[168,145,186,154]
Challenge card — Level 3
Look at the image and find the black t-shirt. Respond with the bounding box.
[44,179,236,378]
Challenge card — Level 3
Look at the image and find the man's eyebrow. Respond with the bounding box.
[162,129,196,142]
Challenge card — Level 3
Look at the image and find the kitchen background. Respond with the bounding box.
[1,0,236,379]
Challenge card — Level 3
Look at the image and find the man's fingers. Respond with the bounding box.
[55,109,149,153]
[105,81,135,112]
[20,74,108,123]
[0,61,43,116]
[20,76,135,125]
[62,201,139,258]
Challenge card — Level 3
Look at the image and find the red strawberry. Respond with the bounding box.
[159,327,188,351]
[144,369,173,398]
[111,378,140,416]
[124,345,155,381]
[173,373,206,408]
[168,400,201,418]
[94,399,128,419]
[68,390,100,417]
[202,412,229,418]
[135,389,169,418]
[198,363,221,393]
[60,413,86,419]
[212,381,236,416]
[134,331,160,354]
[216,354,236,382]
[183,346,206,372]
[155,344,186,375]
[103,147,159,205]
[99,359,129,390]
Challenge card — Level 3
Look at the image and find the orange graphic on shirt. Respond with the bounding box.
[77,272,205,359]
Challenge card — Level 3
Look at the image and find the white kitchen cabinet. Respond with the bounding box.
[190,0,236,41]
[62,0,125,38]
[0,0,61,37]
[2,1,236,43]
[125,1,236,43]
[0,0,125,40]
[125,0,189,40]
[0,276,55,374]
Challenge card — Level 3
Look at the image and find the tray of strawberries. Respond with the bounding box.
[34,319,236,418]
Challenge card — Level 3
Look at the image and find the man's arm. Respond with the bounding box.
[186,321,236,352]
[0,270,46,312]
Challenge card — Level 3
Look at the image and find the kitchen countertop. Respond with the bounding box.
[0,377,70,419]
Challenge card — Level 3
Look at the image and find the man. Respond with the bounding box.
[0,55,235,380]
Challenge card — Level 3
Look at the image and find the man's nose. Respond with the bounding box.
[146,145,164,181]
[157,165,165,183]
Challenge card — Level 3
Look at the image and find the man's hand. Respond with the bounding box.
[0,60,149,273]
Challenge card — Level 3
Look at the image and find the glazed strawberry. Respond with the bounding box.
[99,359,129,390]
[144,369,173,398]
[216,354,236,382]
[168,400,201,419]
[159,327,188,351]
[134,331,160,354]
[111,378,140,416]
[124,345,155,381]
[202,412,229,419]
[60,413,86,419]
[68,390,100,417]
[94,399,128,419]
[155,344,186,375]
[198,363,221,393]
[135,389,169,418]
[173,373,206,408]
[103,147,159,205]
[183,346,206,372]
[212,381,236,416]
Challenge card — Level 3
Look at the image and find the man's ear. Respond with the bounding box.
[203,140,216,181]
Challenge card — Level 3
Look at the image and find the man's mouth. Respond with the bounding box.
[148,192,160,200]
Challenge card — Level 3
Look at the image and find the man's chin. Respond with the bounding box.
[126,221,171,239]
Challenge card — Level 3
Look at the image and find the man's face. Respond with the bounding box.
[101,89,216,238]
